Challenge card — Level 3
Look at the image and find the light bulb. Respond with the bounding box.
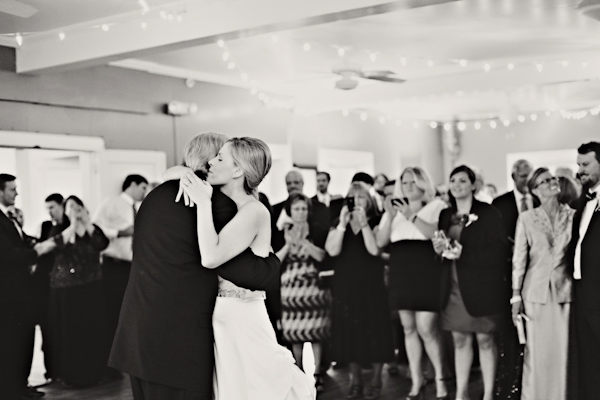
[483,63,491,72]
[217,40,225,48]
[342,109,349,117]
[59,32,66,41]
[430,121,438,129]
[459,59,468,67]
[101,24,109,32]
[15,33,22,46]
[457,122,466,131]
[222,52,230,61]
[474,122,481,130]
[360,113,367,121]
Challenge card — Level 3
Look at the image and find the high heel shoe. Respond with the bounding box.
[405,384,425,400]
[435,378,449,400]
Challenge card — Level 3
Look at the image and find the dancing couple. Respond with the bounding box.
[108,132,315,400]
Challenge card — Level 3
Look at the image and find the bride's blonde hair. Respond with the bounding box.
[228,137,272,195]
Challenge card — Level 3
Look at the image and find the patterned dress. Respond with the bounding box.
[281,252,331,344]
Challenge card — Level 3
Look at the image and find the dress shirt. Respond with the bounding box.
[94,192,136,262]
[514,190,533,214]
[574,184,600,280]
[0,203,23,239]
[316,192,332,207]
[386,198,447,242]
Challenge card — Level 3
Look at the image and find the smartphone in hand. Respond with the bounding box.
[346,197,355,211]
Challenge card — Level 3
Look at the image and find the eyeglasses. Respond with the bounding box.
[535,176,558,188]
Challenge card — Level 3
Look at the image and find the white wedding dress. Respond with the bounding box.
[212,277,315,400]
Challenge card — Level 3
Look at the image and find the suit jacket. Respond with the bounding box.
[512,205,575,304]
[439,200,510,317]
[568,195,600,322]
[108,180,281,395]
[0,210,37,312]
[492,190,540,242]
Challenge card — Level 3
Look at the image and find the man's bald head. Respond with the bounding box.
[285,170,304,196]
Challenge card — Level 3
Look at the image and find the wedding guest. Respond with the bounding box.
[326,182,393,400]
[278,193,330,393]
[432,165,509,400]
[512,168,575,400]
[35,193,70,384]
[570,141,600,400]
[376,167,448,400]
[94,174,148,378]
[373,173,389,212]
[0,174,50,399]
[313,171,342,208]
[50,195,110,387]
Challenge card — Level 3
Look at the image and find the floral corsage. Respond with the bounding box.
[463,213,479,227]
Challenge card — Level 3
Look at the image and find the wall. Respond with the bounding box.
[456,115,600,193]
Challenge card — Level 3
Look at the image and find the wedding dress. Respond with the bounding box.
[212,276,315,400]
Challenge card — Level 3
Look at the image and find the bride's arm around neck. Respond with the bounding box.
[197,199,270,269]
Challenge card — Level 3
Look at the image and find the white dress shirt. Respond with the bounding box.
[574,184,600,280]
[94,192,136,262]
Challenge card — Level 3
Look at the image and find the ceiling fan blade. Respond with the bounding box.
[359,70,405,83]
[0,0,38,18]
[366,76,406,83]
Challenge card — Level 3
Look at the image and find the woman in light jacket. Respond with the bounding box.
[512,167,575,400]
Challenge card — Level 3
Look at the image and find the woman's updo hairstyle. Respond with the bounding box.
[228,137,272,195]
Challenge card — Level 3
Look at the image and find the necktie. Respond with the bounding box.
[520,196,528,212]
[7,210,23,239]
[132,204,138,221]
[586,191,597,201]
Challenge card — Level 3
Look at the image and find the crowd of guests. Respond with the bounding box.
[2,140,600,400]
[266,140,600,400]
[0,173,149,399]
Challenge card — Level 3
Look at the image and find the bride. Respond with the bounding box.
[177,137,315,400]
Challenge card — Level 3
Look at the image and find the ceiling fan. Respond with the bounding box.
[332,62,405,90]
[0,0,38,18]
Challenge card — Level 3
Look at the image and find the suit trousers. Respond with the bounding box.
[574,281,600,400]
[0,304,35,398]
[130,375,207,400]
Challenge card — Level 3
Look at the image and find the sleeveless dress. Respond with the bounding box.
[212,276,315,400]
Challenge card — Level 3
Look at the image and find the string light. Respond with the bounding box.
[459,59,468,67]
[530,113,537,121]
[342,109,349,117]
[474,122,481,130]
[140,22,147,30]
[430,121,438,129]
[457,122,466,131]
[507,63,514,71]
[217,40,225,48]
[518,115,526,123]
[536,63,543,72]
[15,33,22,46]
[59,31,66,41]
[427,59,434,67]
[483,63,491,72]
[101,24,110,32]
[443,122,452,131]
[222,52,230,61]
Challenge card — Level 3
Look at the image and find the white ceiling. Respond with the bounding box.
[2,0,600,122]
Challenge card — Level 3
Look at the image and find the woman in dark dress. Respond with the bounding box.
[278,193,330,392]
[432,166,509,400]
[48,195,110,387]
[376,167,449,400]
[326,182,393,400]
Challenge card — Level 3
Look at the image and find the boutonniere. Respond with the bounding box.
[464,213,479,227]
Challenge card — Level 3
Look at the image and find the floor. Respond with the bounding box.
[29,329,485,400]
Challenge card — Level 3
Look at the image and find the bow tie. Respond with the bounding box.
[586,191,597,201]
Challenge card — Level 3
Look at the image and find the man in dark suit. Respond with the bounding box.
[312,171,342,209]
[0,174,50,399]
[108,133,281,400]
[491,159,535,242]
[490,159,536,400]
[570,141,600,400]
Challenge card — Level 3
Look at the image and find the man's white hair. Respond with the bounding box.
[183,132,228,172]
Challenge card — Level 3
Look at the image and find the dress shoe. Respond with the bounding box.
[20,387,45,399]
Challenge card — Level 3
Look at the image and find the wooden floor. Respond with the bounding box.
[30,328,485,400]
[33,365,485,400]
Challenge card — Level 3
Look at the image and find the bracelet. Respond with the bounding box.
[509,295,522,304]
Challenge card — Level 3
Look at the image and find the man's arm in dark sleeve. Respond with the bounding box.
[217,251,281,292]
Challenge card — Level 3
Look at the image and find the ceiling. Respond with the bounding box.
[2,0,600,123]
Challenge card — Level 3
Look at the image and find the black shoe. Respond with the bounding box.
[20,387,45,399]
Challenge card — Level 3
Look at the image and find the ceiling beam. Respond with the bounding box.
[16,0,458,74]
